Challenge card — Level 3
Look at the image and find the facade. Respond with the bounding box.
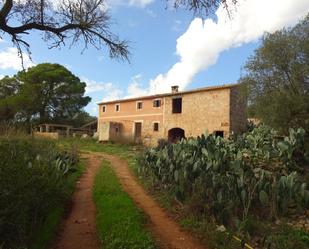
[97,84,246,146]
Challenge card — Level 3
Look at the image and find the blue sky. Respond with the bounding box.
[0,0,308,116]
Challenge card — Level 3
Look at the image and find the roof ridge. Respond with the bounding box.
[97,83,238,105]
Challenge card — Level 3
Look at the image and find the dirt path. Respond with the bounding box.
[52,154,101,249]
[102,153,206,249]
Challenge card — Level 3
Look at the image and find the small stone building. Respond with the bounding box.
[97,84,246,146]
[34,123,72,139]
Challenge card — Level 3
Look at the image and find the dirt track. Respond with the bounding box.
[52,154,101,249]
[102,153,206,249]
[53,152,206,249]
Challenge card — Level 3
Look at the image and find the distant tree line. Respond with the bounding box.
[0,63,95,128]
[240,14,309,134]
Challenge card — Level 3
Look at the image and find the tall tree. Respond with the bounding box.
[0,76,21,120]
[70,110,96,127]
[240,14,309,133]
[12,63,91,123]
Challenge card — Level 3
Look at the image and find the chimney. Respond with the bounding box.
[171,85,179,93]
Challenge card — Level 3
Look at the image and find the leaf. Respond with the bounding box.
[201,148,208,156]
[277,141,289,152]
[241,190,246,203]
[174,170,179,182]
[259,190,269,205]
[217,190,223,203]
[193,162,199,172]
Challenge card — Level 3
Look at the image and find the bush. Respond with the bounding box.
[0,137,78,249]
[139,125,309,224]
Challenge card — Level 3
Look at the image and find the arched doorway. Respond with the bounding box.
[168,128,185,143]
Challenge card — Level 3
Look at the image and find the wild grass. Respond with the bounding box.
[93,160,155,249]
[31,161,84,249]
[0,136,83,249]
[57,138,140,172]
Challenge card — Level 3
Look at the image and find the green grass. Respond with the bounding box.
[58,138,309,249]
[58,138,140,173]
[31,161,85,249]
[58,138,133,155]
[93,160,155,249]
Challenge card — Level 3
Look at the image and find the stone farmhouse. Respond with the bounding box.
[97,84,246,146]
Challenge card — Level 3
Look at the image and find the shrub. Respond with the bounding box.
[0,137,78,249]
[139,125,309,225]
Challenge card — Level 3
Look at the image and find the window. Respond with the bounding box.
[136,101,143,110]
[172,97,182,113]
[102,106,106,112]
[115,104,120,112]
[115,127,119,133]
[153,122,159,132]
[153,99,161,108]
[215,131,224,138]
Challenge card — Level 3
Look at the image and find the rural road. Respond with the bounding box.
[53,152,206,249]
[52,154,101,249]
[102,153,206,249]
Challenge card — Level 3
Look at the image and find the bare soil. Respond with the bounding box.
[102,153,206,249]
[51,154,101,249]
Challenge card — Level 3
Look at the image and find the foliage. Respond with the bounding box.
[93,160,155,249]
[0,63,91,124]
[0,76,21,121]
[0,121,28,137]
[263,225,309,249]
[0,0,129,63]
[138,125,309,230]
[70,111,97,128]
[0,137,79,249]
[240,14,309,134]
[171,0,237,16]
[180,216,241,249]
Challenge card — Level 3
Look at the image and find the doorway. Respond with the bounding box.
[134,122,142,144]
[168,128,185,143]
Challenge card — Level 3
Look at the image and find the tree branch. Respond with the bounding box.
[0,0,130,65]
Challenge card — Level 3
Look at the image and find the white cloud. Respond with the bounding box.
[0,75,4,80]
[82,77,123,102]
[83,74,149,105]
[129,0,154,7]
[108,0,154,8]
[0,47,35,70]
[126,74,148,98]
[149,0,309,94]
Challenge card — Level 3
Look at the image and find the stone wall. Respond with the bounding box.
[230,86,247,134]
[97,85,247,146]
[163,88,231,138]
[33,132,59,139]
[98,97,164,146]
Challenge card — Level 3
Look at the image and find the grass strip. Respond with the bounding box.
[93,160,155,249]
[58,138,139,172]
[31,161,85,249]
